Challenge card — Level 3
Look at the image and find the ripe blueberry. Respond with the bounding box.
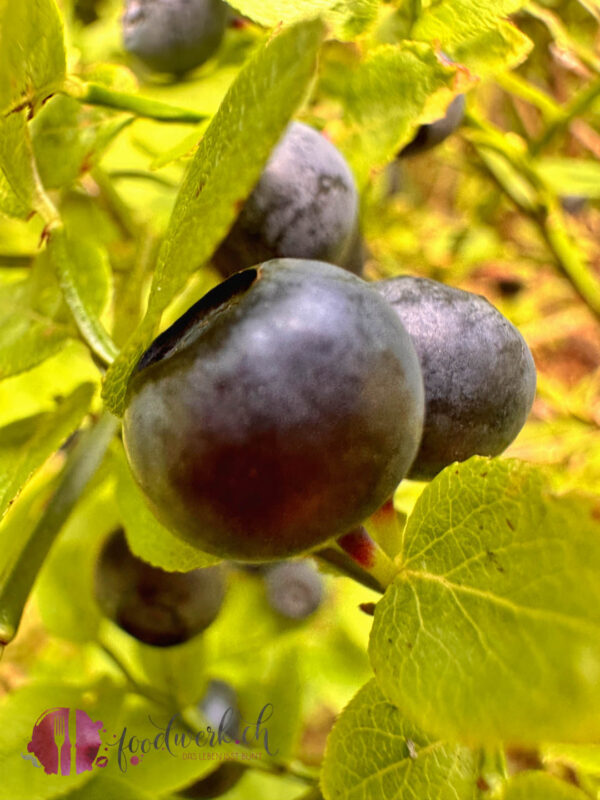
[214,123,363,277]
[94,528,226,646]
[375,275,537,479]
[122,0,228,75]
[123,260,424,560]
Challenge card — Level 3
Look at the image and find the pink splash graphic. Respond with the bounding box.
[27,708,103,775]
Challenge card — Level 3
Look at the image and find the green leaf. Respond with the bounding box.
[0,281,71,379]
[0,172,30,219]
[0,0,66,116]
[0,342,98,427]
[451,21,533,77]
[369,458,600,745]
[47,226,118,366]
[501,771,589,800]
[0,382,94,521]
[0,412,116,646]
[228,0,377,38]
[321,679,477,800]
[114,446,220,571]
[35,481,118,643]
[411,0,528,51]
[31,94,131,190]
[58,775,153,800]
[538,157,600,199]
[0,230,111,379]
[0,111,39,218]
[335,44,461,185]
[102,18,325,416]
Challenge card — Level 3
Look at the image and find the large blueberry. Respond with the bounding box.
[123,0,228,75]
[214,123,363,277]
[94,528,226,646]
[375,276,537,479]
[123,260,424,560]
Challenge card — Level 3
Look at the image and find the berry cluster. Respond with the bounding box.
[97,26,535,662]
[122,253,535,561]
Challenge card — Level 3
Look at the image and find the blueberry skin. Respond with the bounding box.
[123,260,424,561]
[123,0,228,75]
[265,560,324,619]
[375,276,537,480]
[199,680,241,738]
[214,123,362,277]
[400,95,465,158]
[94,528,226,646]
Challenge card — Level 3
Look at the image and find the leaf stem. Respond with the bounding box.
[336,527,398,587]
[316,525,398,593]
[314,546,385,593]
[47,225,121,366]
[64,79,209,124]
[0,412,118,647]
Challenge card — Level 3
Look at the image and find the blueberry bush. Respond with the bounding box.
[1,1,600,799]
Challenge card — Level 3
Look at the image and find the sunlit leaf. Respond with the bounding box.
[370,458,600,745]
[321,679,477,800]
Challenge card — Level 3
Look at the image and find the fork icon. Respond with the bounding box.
[53,714,66,776]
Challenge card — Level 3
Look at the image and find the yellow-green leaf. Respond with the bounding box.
[411,0,528,50]
[0,0,66,116]
[0,382,94,521]
[370,458,600,745]
[321,679,477,800]
[335,44,462,185]
[228,0,377,38]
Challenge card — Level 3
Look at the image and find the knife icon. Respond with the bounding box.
[68,708,77,775]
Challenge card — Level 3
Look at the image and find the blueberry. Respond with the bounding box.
[123,260,424,560]
[122,0,228,76]
[199,679,241,739]
[94,528,226,646]
[213,123,363,277]
[265,560,324,619]
[375,276,536,480]
[400,95,465,158]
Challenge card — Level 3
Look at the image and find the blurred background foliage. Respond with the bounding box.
[0,0,599,797]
